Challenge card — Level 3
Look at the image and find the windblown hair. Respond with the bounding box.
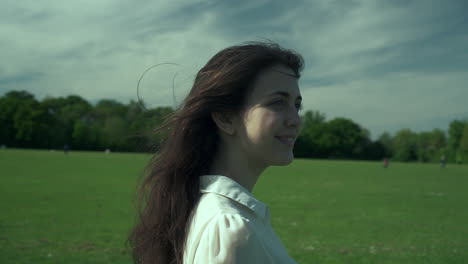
[126,41,304,264]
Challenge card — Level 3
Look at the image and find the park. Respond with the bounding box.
[1,148,467,263]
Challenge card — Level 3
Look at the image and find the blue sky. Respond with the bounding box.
[1,0,467,139]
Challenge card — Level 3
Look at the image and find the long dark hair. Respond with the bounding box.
[126,41,304,264]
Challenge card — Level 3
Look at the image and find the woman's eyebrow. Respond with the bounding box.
[271,68,299,78]
[268,91,302,101]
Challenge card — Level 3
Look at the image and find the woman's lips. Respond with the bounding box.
[275,136,295,147]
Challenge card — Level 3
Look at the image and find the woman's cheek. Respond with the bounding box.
[246,110,277,142]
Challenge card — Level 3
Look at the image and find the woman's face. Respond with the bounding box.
[233,64,303,167]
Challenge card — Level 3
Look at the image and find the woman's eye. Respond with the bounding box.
[272,100,285,105]
[271,100,303,111]
[296,103,303,111]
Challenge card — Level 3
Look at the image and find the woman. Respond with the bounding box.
[127,41,304,264]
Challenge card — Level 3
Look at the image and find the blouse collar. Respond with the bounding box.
[199,175,269,222]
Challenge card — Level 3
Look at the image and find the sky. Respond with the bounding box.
[1,0,467,139]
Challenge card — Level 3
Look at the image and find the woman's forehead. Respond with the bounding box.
[250,66,299,97]
[270,65,298,77]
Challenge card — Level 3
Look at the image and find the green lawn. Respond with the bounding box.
[1,149,467,263]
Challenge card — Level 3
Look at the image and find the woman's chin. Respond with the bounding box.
[270,152,294,166]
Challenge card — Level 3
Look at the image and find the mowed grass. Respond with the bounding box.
[1,149,467,263]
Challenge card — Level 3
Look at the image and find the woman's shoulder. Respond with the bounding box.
[184,211,270,263]
[195,192,257,222]
[186,193,257,245]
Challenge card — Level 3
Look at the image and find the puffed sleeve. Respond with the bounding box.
[193,213,270,264]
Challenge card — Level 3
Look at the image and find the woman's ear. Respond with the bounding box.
[211,112,236,136]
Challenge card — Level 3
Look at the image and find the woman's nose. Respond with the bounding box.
[286,108,302,129]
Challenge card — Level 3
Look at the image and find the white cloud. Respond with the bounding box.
[1,0,467,139]
[300,70,468,138]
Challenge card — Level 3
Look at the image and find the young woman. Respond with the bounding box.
[127,41,304,264]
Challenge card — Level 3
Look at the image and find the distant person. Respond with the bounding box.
[440,154,446,168]
[64,144,69,155]
[127,42,303,264]
[383,157,389,168]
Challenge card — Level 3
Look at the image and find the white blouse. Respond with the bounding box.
[183,175,298,264]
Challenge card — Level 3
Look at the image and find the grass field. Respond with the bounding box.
[1,148,467,263]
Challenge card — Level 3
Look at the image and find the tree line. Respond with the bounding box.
[1,90,467,163]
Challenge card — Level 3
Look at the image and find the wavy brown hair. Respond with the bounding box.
[126,41,304,264]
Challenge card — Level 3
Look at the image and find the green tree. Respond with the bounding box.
[392,129,418,161]
[378,132,393,157]
[0,91,51,148]
[417,131,433,162]
[458,124,468,163]
[13,100,50,147]
[139,107,174,151]
[41,96,69,148]
[294,110,326,158]
[0,91,35,146]
[72,119,100,150]
[94,99,127,120]
[428,129,446,162]
[447,120,468,162]
[101,116,127,150]
[41,95,91,149]
[316,117,370,159]
[301,110,326,126]
[2,89,462,160]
